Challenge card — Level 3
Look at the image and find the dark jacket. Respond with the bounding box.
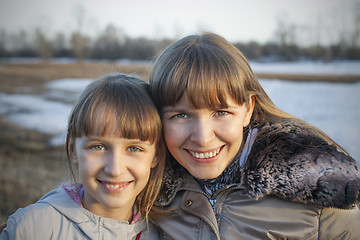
[154,121,360,239]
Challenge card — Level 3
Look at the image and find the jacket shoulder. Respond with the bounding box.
[2,202,62,239]
[244,120,360,209]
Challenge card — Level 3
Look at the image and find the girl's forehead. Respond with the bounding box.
[77,135,154,145]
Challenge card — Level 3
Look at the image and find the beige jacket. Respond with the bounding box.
[154,121,360,239]
[0,186,160,240]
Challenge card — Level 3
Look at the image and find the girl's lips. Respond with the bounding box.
[98,180,132,193]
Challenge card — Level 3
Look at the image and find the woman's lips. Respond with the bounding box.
[186,146,223,163]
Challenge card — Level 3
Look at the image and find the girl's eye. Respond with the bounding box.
[128,146,141,152]
[215,111,228,116]
[91,145,106,151]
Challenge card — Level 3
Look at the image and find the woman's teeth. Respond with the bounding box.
[189,148,221,159]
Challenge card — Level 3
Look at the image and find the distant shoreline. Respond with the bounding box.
[1,62,360,90]
[256,73,360,83]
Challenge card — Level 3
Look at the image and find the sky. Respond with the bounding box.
[0,0,359,45]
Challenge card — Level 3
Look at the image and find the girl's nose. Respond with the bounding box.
[189,118,215,146]
[104,152,125,176]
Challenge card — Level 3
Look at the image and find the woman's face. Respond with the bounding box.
[162,95,254,179]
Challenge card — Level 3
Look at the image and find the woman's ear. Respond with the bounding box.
[151,157,159,168]
[243,95,255,127]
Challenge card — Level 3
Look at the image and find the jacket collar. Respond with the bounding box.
[38,186,145,239]
[158,120,360,209]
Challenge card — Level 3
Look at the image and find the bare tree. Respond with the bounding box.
[53,32,71,57]
[92,24,125,59]
[71,3,88,63]
[0,30,7,57]
[272,13,301,60]
[71,32,89,62]
[350,0,360,48]
[35,28,53,60]
[273,13,299,46]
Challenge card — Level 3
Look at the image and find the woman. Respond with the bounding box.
[149,33,360,239]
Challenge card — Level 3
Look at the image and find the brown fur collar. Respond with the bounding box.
[158,121,360,209]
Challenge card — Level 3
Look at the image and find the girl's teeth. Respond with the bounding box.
[105,184,120,189]
[190,149,220,159]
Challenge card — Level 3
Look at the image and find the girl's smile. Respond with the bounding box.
[73,136,157,221]
[98,180,133,193]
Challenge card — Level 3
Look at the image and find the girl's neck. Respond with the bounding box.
[62,183,136,222]
[82,191,134,222]
[83,200,134,222]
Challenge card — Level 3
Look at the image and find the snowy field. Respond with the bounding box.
[250,60,360,75]
[0,60,359,163]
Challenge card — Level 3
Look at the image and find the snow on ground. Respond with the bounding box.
[259,79,360,162]
[250,60,360,75]
[0,61,359,162]
[0,78,93,145]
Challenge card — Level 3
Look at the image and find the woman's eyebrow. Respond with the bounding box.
[162,107,184,113]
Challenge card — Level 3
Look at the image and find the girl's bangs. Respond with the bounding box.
[75,83,161,144]
[89,104,159,144]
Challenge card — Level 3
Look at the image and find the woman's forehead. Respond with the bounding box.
[170,92,242,109]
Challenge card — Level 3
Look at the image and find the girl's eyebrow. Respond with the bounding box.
[79,137,107,146]
[125,139,152,146]
[81,137,153,146]
[82,136,105,141]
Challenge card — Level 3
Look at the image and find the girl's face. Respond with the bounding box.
[162,95,253,179]
[73,136,157,221]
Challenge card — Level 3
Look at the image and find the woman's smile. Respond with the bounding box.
[162,95,254,179]
[187,147,222,159]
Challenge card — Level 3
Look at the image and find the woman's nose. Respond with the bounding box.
[189,118,216,146]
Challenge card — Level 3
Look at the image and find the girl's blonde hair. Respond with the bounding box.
[150,32,347,154]
[66,73,165,221]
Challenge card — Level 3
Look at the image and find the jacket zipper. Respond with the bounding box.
[211,184,240,223]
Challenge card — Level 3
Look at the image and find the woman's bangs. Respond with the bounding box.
[186,52,248,109]
[185,64,230,109]
[155,35,250,109]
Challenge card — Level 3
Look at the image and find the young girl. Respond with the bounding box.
[0,73,165,239]
[149,33,360,239]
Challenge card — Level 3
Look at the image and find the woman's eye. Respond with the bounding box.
[91,145,106,151]
[216,111,228,116]
[128,146,141,152]
[174,113,187,119]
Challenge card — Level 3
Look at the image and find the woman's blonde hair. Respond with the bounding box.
[66,73,165,221]
[150,32,347,154]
